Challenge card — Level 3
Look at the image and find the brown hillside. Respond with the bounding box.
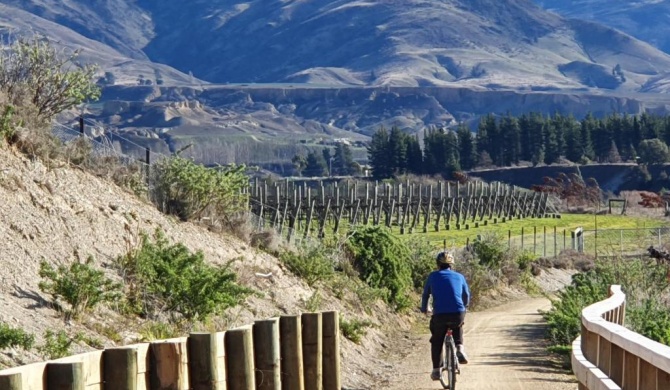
[0,146,402,388]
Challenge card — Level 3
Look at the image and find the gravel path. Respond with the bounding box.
[374,298,577,390]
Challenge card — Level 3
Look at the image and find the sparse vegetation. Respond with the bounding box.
[38,256,123,320]
[305,291,323,312]
[137,321,181,342]
[115,229,251,322]
[0,322,35,350]
[150,156,248,224]
[543,258,670,359]
[340,317,373,344]
[38,330,82,360]
[280,246,335,286]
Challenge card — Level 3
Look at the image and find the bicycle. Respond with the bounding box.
[438,327,459,390]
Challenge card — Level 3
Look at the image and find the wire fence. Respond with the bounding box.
[54,118,670,258]
[576,227,670,258]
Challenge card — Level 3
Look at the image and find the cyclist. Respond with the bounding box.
[420,251,470,381]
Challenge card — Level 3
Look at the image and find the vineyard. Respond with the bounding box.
[248,179,560,241]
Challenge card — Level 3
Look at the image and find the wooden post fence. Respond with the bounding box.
[322,311,341,390]
[302,313,323,390]
[0,311,341,390]
[280,315,305,390]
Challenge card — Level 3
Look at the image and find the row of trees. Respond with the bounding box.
[368,112,670,179]
[292,142,359,177]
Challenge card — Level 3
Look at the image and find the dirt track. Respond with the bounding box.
[375,298,577,390]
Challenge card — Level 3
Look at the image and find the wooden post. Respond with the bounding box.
[188,332,225,390]
[104,347,139,390]
[253,319,281,390]
[554,226,558,258]
[302,313,323,390]
[0,374,22,390]
[79,115,84,136]
[280,316,304,390]
[150,340,189,390]
[322,312,341,390]
[543,226,547,258]
[47,362,84,390]
[225,327,255,390]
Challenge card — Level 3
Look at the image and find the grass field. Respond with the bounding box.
[390,213,668,250]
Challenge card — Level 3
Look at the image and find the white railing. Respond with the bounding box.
[572,285,670,390]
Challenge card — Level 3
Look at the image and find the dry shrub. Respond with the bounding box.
[85,155,147,197]
[63,136,93,166]
[223,212,254,244]
[250,229,281,254]
[534,249,595,272]
[14,126,66,164]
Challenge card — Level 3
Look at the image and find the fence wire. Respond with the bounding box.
[578,227,670,258]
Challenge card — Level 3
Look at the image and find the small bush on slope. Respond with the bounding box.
[38,256,123,320]
[0,323,34,351]
[347,226,413,311]
[150,156,248,225]
[280,245,335,286]
[115,229,251,322]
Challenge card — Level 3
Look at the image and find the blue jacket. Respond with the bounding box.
[421,269,470,314]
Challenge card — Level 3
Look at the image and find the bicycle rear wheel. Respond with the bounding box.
[439,337,456,390]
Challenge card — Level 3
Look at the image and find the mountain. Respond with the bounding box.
[0,3,193,85]
[5,0,670,169]
[535,0,670,55]
[5,0,670,92]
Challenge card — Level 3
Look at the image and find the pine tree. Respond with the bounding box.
[580,113,596,160]
[607,140,622,163]
[500,115,520,165]
[303,152,328,177]
[406,135,423,174]
[564,121,583,162]
[367,127,392,179]
[388,127,408,174]
[333,142,357,176]
[544,123,560,165]
[456,124,476,170]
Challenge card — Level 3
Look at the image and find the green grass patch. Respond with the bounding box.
[402,214,664,248]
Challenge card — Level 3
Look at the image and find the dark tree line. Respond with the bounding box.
[367,112,670,179]
[292,143,359,177]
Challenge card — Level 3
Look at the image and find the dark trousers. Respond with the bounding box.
[429,312,466,369]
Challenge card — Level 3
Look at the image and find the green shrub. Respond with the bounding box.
[280,246,334,286]
[340,318,373,344]
[516,251,535,271]
[0,37,100,120]
[471,233,507,268]
[405,237,436,291]
[0,105,15,143]
[0,322,34,350]
[543,258,670,355]
[38,330,82,360]
[627,298,670,345]
[305,291,323,312]
[38,256,123,320]
[347,226,412,311]
[116,229,251,322]
[543,271,611,353]
[138,322,181,342]
[150,156,248,223]
[456,259,496,309]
